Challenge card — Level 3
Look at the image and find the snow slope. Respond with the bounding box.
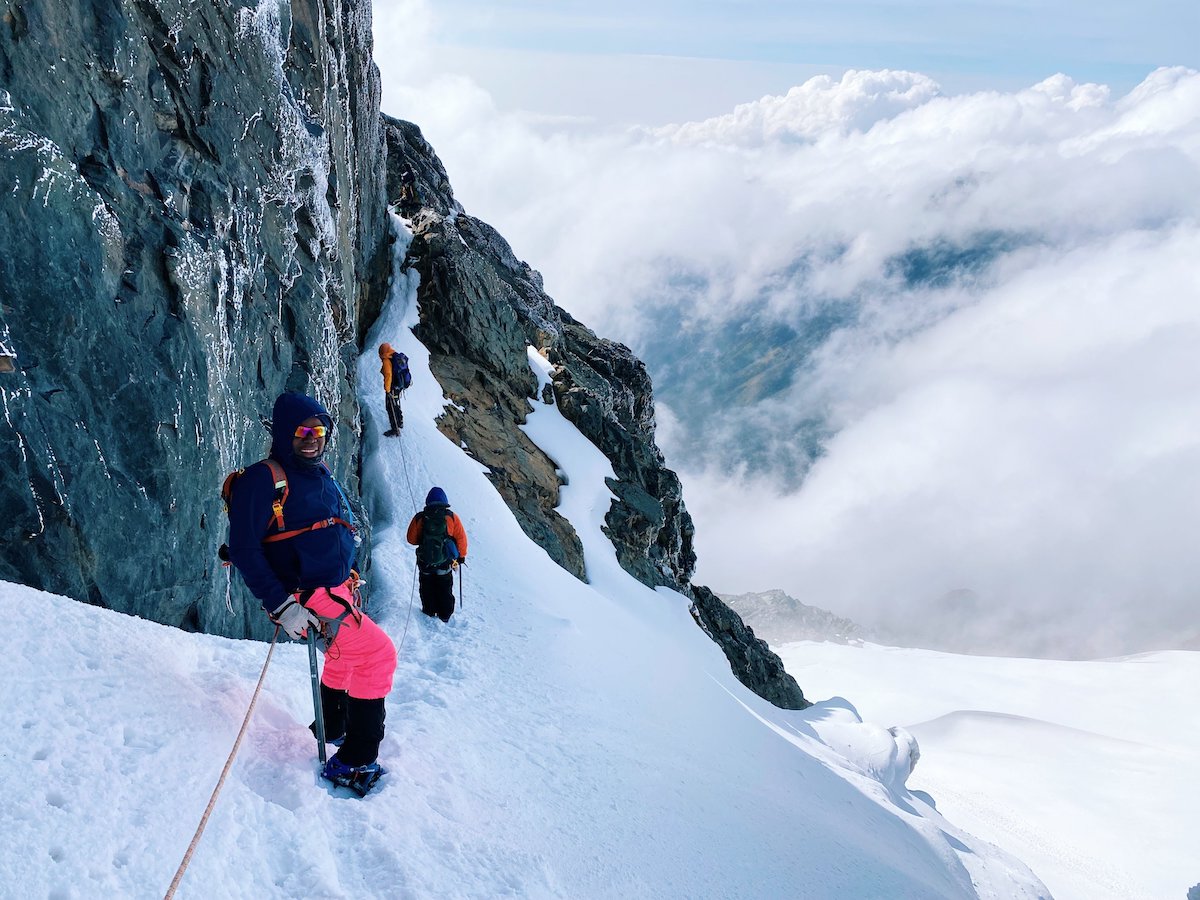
[0,222,1046,899]
[781,641,1200,900]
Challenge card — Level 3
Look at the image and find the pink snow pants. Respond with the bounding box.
[303,581,397,700]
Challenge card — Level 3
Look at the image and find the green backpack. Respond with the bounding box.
[416,506,458,573]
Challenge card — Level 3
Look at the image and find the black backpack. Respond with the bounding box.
[392,352,412,390]
[416,506,457,572]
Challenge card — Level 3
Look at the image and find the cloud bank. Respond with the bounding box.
[373,13,1200,656]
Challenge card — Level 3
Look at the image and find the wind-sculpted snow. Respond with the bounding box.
[782,640,1200,899]
[0,285,1050,896]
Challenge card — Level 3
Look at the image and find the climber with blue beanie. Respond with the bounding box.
[406,486,469,622]
[226,390,397,795]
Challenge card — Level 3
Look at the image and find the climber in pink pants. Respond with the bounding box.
[305,579,398,701]
[226,391,397,794]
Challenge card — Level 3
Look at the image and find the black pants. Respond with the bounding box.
[384,390,403,433]
[316,684,386,767]
[419,570,455,622]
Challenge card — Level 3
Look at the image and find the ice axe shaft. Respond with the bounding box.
[307,630,327,764]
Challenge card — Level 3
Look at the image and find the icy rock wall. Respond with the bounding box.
[0,0,389,636]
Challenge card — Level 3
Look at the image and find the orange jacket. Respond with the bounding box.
[379,342,396,393]
[407,508,469,559]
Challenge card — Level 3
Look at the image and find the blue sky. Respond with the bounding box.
[383,0,1200,125]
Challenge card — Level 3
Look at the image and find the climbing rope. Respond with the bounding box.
[395,423,420,512]
[163,626,281,900]
[395,562,419,656]
[392,425,420,655]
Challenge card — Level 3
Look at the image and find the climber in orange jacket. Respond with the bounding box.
[406,487,469,622]
[378,342,411,436]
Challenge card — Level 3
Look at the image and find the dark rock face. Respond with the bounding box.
[384,113,458,220]
[386,118,806,709]
[690,586,808,709]
[551,318,697,589]
[0,0,388,637]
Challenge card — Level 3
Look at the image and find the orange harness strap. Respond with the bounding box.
[226,459,356,549]
[256,459,355,542]
[262,516,355,544]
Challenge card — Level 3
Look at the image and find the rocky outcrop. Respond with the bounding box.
[386,117,807,709]
[689,586,808,709]
[551,316,697,589]
[0,0,388,637]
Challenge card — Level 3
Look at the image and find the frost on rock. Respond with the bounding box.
[234,0,356,417]
[163,230,245,470]
[240,0,340,264]
[1,92,122,255]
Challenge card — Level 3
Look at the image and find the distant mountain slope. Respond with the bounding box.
[719,588,873,646]
[634,231,1029,487]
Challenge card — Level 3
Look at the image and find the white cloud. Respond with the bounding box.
[370,0,438,78]
[368,9,1200,655]
[650,69,944,145]
[391,66,1200,336]
[689,227,1200,656]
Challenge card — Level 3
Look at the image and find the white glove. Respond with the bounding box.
[270,598,321,640]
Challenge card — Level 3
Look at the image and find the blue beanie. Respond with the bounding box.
[425,486,449,507]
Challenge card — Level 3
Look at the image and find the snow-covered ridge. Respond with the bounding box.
[0,262,1047,898]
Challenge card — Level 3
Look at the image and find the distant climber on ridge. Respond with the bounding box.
[398,167,418,205]
[378,341,411,437]
[406,486,469,622]
[225,390,397,796]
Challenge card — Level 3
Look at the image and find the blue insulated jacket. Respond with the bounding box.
[227,392,356,614]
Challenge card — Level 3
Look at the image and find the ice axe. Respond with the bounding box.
[307,630,327,764]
